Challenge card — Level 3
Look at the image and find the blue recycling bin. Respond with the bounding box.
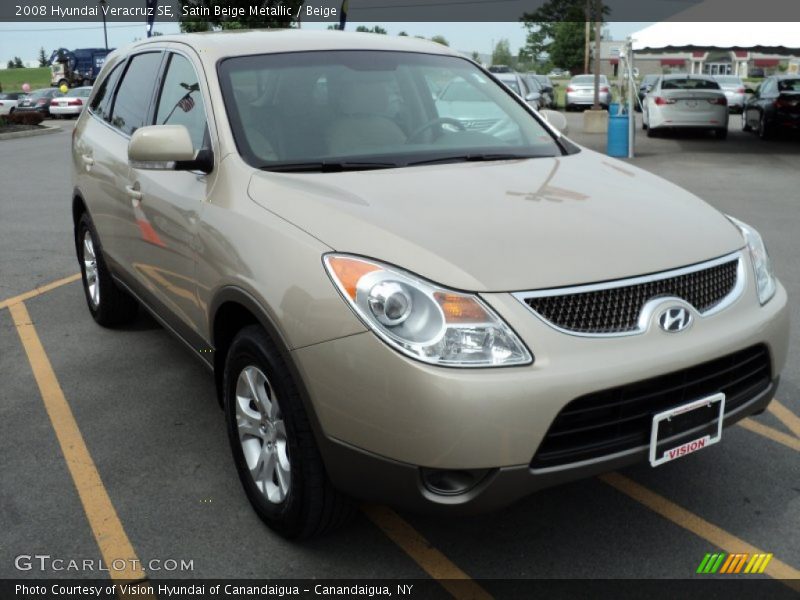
[607,113,629,157]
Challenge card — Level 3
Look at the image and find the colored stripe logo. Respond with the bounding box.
[697,552,773,574]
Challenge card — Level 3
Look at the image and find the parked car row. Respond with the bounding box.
[4,86,92,118]
[640,73,799,140]
[565,74,611,111]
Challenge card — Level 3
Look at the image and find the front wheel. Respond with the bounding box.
[758,113,772,140]
[76,212,138,326]
[223,325,353,539]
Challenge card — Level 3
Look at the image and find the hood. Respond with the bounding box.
[247,149,744,292]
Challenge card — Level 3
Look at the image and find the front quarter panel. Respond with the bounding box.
[197,155,366,350]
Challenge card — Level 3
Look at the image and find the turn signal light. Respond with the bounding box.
[654,97,676,105]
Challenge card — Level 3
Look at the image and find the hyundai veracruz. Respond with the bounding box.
[71,31,789,538]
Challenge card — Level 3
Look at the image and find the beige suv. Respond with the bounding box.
[72,31,789,538]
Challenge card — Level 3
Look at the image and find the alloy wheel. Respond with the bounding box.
[82,230,100,308]
[235,365,291,504]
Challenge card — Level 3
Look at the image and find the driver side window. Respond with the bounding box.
[154,53,208,152]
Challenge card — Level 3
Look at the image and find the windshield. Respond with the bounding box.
[572,75,607,85]
[778,79,800,92]
[218,51,561,171]
[662,78,720,90]
[67,87,92,97]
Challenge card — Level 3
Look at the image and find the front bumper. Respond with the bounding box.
[292,274,788,510]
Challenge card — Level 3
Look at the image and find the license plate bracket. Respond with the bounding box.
[649,393,725,467]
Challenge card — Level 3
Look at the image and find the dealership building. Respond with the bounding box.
[600,22,800,78]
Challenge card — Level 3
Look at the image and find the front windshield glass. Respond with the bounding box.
[218,51,561,171]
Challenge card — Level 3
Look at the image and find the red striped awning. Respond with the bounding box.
[661,58,686,66]
[754,59,779,67]
[609,58,619,65]
[692,51,705,58]
[734,51,748,58]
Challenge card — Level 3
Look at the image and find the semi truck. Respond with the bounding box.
[49,48,114,88]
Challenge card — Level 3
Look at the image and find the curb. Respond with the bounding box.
[0,125,62,141]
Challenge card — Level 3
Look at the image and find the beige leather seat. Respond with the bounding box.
[325,80,406,156]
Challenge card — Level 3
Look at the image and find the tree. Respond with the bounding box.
[38,47,48,68]
[178,0,304,33]
[548,22,586,74]
[6,60,14,70]
[430,35,449,47]
[355,25,387,34]
[13,57,24,69]
[491,39,513,67]
[398,31,408,36]
[521,0,607,73]
[471,51,480,62]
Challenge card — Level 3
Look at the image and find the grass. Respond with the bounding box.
[0,67,51,93]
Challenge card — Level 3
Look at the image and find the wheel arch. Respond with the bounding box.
[209,285,330,451]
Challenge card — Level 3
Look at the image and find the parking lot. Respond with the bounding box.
[1,114,799,595]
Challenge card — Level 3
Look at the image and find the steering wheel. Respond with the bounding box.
[407,117,466,143]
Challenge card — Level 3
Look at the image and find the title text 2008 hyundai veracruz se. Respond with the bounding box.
[71,31,788,538]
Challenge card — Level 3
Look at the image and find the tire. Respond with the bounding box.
[715,127,728,140]
[758,113,772,140]
[742,112,752,132]
[223,325,353,539]
[76,212,138,326]
[647,126,657,138]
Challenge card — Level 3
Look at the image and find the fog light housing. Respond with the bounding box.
[420,468,490,496]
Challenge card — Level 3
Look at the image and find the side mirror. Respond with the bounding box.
[128,125,212,173]
[744,88,755,94]
[540,109,569,135]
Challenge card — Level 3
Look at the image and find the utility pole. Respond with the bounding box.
[99,0,108,50]
[593,0,601,109]
[584,1,590,74]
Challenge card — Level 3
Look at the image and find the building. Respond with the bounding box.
[598,23,800,79]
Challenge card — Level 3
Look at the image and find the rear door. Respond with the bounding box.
[75,51,164,274]
[123,48,218,340]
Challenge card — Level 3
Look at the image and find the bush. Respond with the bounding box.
[6,111,45,126]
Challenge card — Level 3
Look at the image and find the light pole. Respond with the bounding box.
[99,0,108,50]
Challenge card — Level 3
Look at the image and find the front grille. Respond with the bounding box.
[530,345,771,469]
[522,257,739,335]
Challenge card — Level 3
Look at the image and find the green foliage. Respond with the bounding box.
[430,35,449,47]
[398,31,408,36]
[0,67,51,91]
[471,51,480,62]
[549,22,588,74]
[356,25,387,34]
[38,47,48,68]
[521,0,607,73]
[491,39,514,67]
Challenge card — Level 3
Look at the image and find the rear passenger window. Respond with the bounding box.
[154,53,208,151]
[110,52,162,135]
[90,63,122,122]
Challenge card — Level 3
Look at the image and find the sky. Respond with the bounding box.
[0,21,651,65]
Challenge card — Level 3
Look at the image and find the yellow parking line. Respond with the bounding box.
[361,505,493,600]
[0,273,81,311]
[599,472,800,590]
[767,400,800,439]
[9,301,146,582]
[739,418,800,452]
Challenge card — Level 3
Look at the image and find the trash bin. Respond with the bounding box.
[608,102,620,116]
[607,113,629,157]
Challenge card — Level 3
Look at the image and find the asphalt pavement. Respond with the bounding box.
[1,114,798,593]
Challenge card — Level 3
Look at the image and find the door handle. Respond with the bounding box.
[81,154,94,166]
[125,185,142,201]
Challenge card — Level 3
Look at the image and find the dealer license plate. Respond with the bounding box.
[649,393,725,467]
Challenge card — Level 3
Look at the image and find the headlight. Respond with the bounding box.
[728,216,776,305]
[324,255,532,367]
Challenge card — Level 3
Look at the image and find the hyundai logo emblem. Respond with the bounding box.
[658,307,692,332]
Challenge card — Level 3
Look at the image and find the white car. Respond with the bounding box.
[49,86,92,118]
[643,75,729,139]
[0,92,24,115]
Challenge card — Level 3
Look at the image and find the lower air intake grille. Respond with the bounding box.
[530,345,771,469]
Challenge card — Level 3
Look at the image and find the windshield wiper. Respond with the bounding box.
[261,160,398,173]
[405,153,548,167]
